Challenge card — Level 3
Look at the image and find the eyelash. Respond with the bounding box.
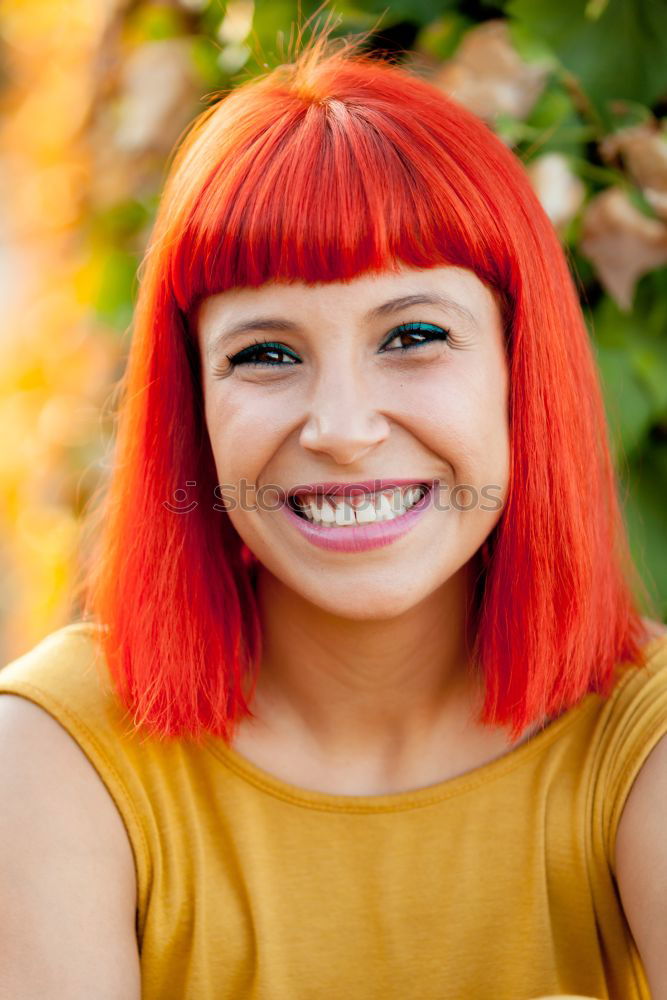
[216,322,451,373]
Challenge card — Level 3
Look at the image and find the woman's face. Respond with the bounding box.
[196,264,510,619]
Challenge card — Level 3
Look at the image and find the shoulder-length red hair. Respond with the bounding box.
[79,33,653,743]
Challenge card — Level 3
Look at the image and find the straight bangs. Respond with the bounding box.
[165,61,513,321]
[80,41,653,743]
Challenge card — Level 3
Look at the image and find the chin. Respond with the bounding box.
[297,579,440,622]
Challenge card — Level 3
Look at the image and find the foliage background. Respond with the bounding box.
[0,0,666,661]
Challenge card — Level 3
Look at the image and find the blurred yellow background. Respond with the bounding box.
[1,0,666,661]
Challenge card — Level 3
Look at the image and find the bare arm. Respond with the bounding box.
[0,695,141,1000]
[615,730,667,1000]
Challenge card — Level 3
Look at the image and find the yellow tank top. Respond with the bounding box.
[1,621,666,1000]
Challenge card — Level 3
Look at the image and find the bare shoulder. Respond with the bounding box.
[0,694,141,1000]
[611,621,667,996]
[615,729,667,999]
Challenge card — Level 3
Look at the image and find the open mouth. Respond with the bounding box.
[287,482,432,527]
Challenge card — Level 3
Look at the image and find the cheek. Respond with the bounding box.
[204,388,285,481]
[405,366,510,481]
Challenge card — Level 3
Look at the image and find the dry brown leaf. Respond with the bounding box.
[432,20,549,125]
[600,121,667,221]
[579,187,667,310]
[526,153,585,234]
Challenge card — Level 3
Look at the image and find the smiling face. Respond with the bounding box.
[195,264,510,620]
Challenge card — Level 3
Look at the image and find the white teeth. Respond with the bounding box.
[294,484,427,526]
[334,500,356,526]
[319,498,336,524]
[355,500,377,524]
[376,493,393,521]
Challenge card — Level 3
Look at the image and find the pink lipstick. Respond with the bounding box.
[280,480,437,553]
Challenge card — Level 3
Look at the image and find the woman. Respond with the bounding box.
[0,33,665,1000]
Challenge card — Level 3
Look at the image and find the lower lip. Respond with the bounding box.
[280,486,435,552]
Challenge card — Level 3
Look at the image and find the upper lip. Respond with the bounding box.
[287,478,437,500]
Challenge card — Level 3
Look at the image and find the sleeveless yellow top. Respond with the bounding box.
[1,622,667,1000]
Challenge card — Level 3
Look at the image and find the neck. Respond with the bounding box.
[242,560,484,762]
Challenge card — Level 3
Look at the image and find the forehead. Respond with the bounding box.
[195,264,498,338]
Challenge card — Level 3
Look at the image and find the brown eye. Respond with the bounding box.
[221,339,301,371]
[382,322,450,352]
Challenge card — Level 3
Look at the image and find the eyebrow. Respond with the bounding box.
[370,293,478,327]
[206,292,479,357]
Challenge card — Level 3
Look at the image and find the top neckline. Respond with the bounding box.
[204,695,595,813]
[65,620,667,812]
[203,635,667,812]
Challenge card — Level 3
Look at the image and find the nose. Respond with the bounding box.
[298,366,391,465]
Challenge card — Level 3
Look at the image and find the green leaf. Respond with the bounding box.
[248,0,380,68]
[519,83,588,157]
[126,3,185,42]
[590,294,667,457]
[604,99,654,133]
[594,342,655,458]
[190,35,224,88]
[622,443,667,619]
[416,13,471,61]
[506,0,667,122]
[93,249,139,331]
[247,0,298,64]
[634,269,667,335]
[631,345,667,414]
[88,200,150,242]
[344,0,459,29]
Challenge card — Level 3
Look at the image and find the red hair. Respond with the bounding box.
[79,35,653,743]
